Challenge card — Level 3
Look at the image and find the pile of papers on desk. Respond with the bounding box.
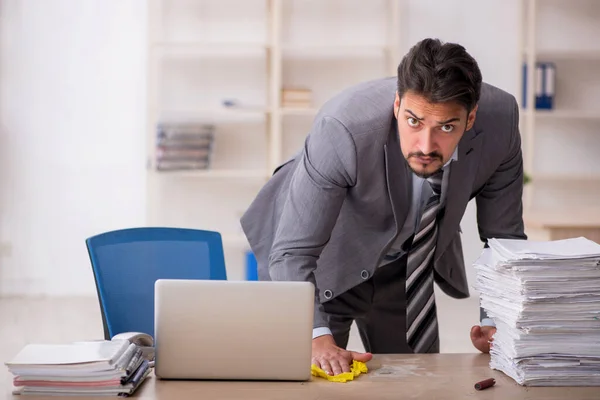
[474,236,600,386]
[4,339,151,396]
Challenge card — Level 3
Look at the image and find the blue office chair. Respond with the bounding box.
[85,227,227,340]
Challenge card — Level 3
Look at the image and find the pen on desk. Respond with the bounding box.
[474,378,496,390]
[129,360,150,387]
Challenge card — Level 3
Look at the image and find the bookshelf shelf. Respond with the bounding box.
[152,41,268,47]
[524,49,600,61]
[157,108,270,124]
[532,173,600,182]
[156,169,270,179]
[521,110,600,119]
[281,45,389,59]
[525,207,600,229]
[152,46,269,59]
[280,107,318,116]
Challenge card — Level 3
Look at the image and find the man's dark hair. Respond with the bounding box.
[397,38,482,112]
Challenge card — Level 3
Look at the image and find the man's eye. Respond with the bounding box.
[407,117,419,127]
[441,124,454,133]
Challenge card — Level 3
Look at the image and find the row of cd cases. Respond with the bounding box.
[155,123,215,171]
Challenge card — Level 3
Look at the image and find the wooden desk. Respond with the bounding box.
[5,354,597,399]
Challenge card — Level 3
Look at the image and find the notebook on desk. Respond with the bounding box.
[7,340,130,370]
[4,338,151,396]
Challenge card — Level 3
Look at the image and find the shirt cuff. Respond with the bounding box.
[481,318,496,327]
[312,327,333,339]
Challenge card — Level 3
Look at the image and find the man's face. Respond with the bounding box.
[394,90,477,178]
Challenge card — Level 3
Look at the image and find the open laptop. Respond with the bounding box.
[153,279,315,381]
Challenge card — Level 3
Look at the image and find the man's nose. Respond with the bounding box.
[418,129,435,155]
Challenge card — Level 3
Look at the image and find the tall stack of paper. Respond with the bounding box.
[4,339,151,396]
[474,237,600,386]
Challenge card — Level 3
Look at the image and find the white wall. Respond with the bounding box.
[0,0,147,296]
[0,0,523,297]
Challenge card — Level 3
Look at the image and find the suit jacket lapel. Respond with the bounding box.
[384,122,411,241]
[434,125,484,262]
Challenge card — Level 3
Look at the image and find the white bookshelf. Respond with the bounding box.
[145,0,402,279]
[520,0,600,236]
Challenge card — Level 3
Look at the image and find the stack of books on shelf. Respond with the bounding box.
[281,87,312,109]
[155,123,214,171]
[474,236,600,386]
[4,339,151,397]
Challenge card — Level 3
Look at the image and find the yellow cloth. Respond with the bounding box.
[310,360,368,382]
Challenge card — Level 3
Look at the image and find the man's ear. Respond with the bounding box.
[394,92,401,118]
[466,104,478,131]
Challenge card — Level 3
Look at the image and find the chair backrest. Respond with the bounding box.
[85,227,227,340]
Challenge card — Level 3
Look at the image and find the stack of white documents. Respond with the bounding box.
[474,236,600,386]
[5,339,151,396]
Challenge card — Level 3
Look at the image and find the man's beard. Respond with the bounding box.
[406,151,443,179]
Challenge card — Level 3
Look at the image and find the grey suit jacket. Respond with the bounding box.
[240,77,527,329]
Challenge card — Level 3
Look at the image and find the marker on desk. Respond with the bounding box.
[128,360,149,388]
[474,378,495,391]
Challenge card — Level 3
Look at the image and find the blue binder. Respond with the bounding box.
[522,61,555,110]
[541,62,555,110]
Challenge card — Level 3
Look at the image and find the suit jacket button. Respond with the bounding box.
[360,270,369,279]
[323,289,333,299]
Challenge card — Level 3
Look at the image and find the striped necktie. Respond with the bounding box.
[406,171,443,353]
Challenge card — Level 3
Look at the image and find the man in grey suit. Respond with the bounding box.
[240,38,527,376]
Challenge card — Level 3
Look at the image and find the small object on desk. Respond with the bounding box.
[310,360,368,383]
[474,378,496,390]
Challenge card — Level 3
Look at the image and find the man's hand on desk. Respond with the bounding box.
[470,325,496,353]
[312,335,372,376]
